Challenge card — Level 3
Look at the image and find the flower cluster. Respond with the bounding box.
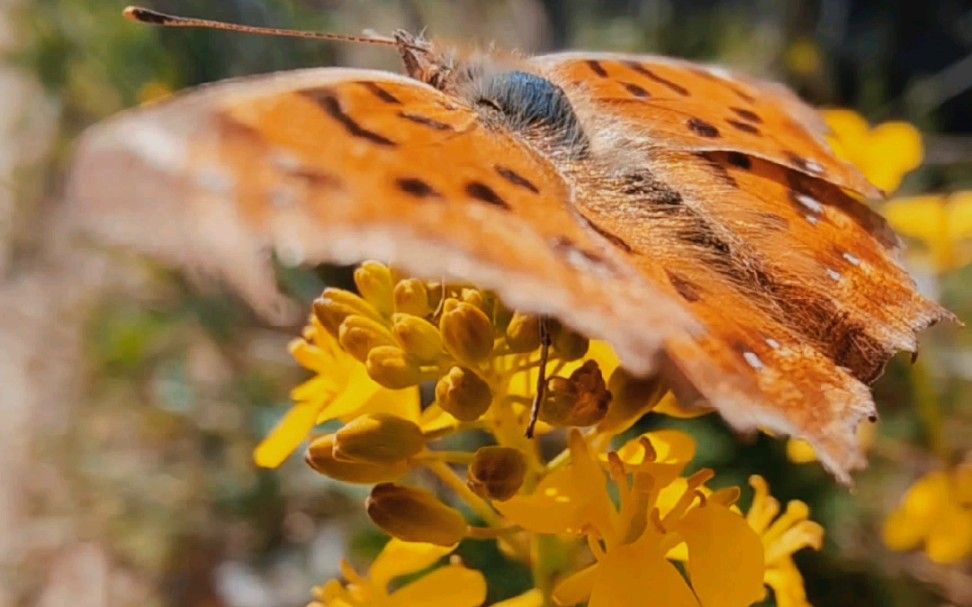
[257,262,823,606]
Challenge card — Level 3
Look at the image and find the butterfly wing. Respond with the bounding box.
[67,67,696,373]
[533,53,953,481]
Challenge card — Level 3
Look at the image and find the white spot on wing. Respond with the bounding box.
[796,194,824,214]
[743,351,764,370]
[805,215,819,225]
[765,338,781,350]
[804,158,824,174]
[842,252,861,266]
[826,268,842,281]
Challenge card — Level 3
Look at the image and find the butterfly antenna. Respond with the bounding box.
[123,6,401,47]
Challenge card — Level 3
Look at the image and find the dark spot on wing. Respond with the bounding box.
[586,60,608,77]
[495,166,540,193]
[551,237,616,274]
[360,82,401,104]
[301,88,396,147]
[466,181,510,209]
[625,62,690,96]
[666,270,702,302]
[580,215,634,253]
[730,107,762,123]
[398,111,453,131]
[620,82,651,98]
[726,151,752,170]
[687,117,720,138]
[726,119,761,135]
[288,167,342,189]
[620,170,684,206]
[784,151,824,174]
[396,177,441,198]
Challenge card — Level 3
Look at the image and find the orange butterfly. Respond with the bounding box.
[67,7,954,483]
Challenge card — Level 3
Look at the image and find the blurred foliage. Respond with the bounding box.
[4,0,971,606]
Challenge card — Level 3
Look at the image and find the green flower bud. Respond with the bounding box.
[550,320,589,361]
[333,413,426,464]
[354,261,394,316]
[598,368,665,434]
[439,299,494,364]
[435,366,493,421]
[365,345,422,389]
[338,314,396,362]
[467,446,526,501]
[314,288,383,337]
[540,360,611,428]
[305,434,408,483]
[393,278,430,317]
[392,314,444,363]
[366,483,468,546]
[505,312,541,353]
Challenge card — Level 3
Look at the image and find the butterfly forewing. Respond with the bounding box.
[68,68,696,374]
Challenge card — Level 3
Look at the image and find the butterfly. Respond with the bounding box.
[67,7,955,484]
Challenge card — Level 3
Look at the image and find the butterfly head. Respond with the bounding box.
[393,30,458,91]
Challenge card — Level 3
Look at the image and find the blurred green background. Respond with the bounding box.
[1,1,970,606]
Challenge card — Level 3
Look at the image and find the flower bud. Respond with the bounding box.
[392,314,444,363]
[333,413,426,464]
[366,483,468,546]
[467,446,526,501]
[314,288,383,337]
[305,434,408,483]
[550,321,589,361]
[505,312,541,353]
[460,288,488,313]
[354,261,394,316]
[338,315,396,362]
[540,360,611,428]
[435,366,492,421]
[492,301,514,334]
[439,299,494,364]
[393,278,430,317]
[365,345,422,389]
[598,368,665,434]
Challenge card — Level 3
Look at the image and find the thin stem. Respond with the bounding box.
[526,318,552,438]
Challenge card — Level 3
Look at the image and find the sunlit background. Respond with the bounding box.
[1,1,971,605]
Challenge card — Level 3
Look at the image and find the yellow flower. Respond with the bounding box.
[823,109,923,194]
[883,192,972,272]
[883,464,972,564]
[747,476,824,607]
[497,431,765,607]
[786,422,876,465]
[309,539,487,607]
[254,316,419,468]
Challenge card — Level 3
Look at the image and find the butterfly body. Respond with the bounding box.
[67,28,954,483]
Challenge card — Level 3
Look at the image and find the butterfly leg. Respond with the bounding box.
[525,317,552,438]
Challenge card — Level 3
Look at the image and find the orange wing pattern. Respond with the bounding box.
[68,68,695,374]
[530,54,952,479]
[534,53,880,197]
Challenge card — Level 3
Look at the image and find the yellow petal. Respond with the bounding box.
[764,559,810,607]
[614,429,697,487]
[823,109,871,154]
[320,366,384,422]
[925,500,972,564]
[590,529,700,607]
[863,121,924,191]
[389,565,486,607]
[653,392,713,419]
[494,589,544,607]
[883,471,948,550]
[254,402,321,468]
[495,467,592,534]
[786,439,818,463]
[552,564,597,606]
[370,539,456,588]
[677,503,765,607]
[350,385,422,424]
